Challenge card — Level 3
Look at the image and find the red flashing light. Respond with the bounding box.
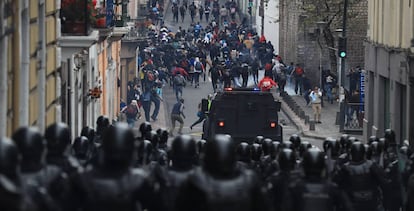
[224,88,233,91]
[218,121,225,127]
[270,122,276,128]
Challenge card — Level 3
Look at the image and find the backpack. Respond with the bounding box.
[195,61,202,70]
[295,67,304,76]
[125,104,138,118]
[174,75,185,86]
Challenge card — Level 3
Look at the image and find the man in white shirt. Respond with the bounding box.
[309,86,322,123]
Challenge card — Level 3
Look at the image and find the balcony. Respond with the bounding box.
[60,0,95,36]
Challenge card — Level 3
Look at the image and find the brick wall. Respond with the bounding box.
[279,0,368,86]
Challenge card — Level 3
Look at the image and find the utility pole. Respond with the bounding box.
[339,0,348,132]
[340,0,348,87]
[259,0,264,35]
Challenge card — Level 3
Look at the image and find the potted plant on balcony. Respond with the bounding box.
[94,7,107,28]
[61,0,97,34]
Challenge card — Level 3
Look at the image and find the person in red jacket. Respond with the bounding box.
[258,76,278,92]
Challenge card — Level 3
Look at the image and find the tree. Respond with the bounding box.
[301,0,364,75]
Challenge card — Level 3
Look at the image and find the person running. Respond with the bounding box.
[190,102,205,130]
[173,72,186,102]
[258,76,277,92]
[170,98,186,136]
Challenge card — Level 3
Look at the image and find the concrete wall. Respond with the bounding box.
[368,0,414,49]
[364,0,414,143]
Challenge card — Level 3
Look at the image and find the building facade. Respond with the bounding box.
[59,0,128,138]
[364,0,414,143]
[0,0,61,136]
[278,0,367,86]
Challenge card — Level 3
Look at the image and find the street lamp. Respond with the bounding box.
[316,21,326,89]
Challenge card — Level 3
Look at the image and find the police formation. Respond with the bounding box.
[1,117,414,211]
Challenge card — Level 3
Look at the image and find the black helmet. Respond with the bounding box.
[384,129,396,145]
[147,130,159,148]
[270,141,281,159]
[171,135,197,170]
[302,148,325,178]
[44,123,71,156]
[0,137,20,180]
[262,138,273,156]
[254,135,264,145]
[251,143,263,161]
[368,136,379,145]
[350,141,365,162]
[299,141,312,158]
[282,141,294,150]
[379,138,387,151]
[204,134,237,178]
[102,123,135,169]
[156,128,169,146]
[236,142,251,162]
[72,136,90,159]
[346,137,358,151]
[12,127,44,165]
[323,138,340,158]
[339,134,349,148]
[80,126,95,143]
[400,146,412,158]
[96,116,110,132]
[369,141,383,156]
[289,134,301,150]
[278,148,296,171]
[139,122,152,138]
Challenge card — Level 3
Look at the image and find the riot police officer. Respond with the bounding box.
[68,123,163,211]
[175,134,270,211]
[94,116,110,144]
[13,127,66,210]
[334,141,388,211]
[162,135,197,211]
[236,142,252,170]
[44,123,81,176]
[72,136,91,166]
[283,148,354,211]
[266,148,299,211]
[0,137,23,211]
[382,129,403,211]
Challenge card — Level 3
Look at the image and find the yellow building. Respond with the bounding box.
[0,0,60,137]
[364,0,414,143]
[59,0,128,137]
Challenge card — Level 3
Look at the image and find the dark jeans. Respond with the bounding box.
[142,100,151,121]
[151,95,160,120]
[175,85,183,101]
[194,72,201,86]
[190,115,206,128]
[295,76,303,95]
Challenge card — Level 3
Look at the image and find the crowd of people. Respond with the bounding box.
[1,117,414,210]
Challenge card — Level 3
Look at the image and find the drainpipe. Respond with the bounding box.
[19,0,30,126]
[37,0,46,132]
[0,0,8,136]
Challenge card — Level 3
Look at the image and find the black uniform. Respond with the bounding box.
[175,134,270,211]
[284,148,354,211]
[68,123,163,211]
